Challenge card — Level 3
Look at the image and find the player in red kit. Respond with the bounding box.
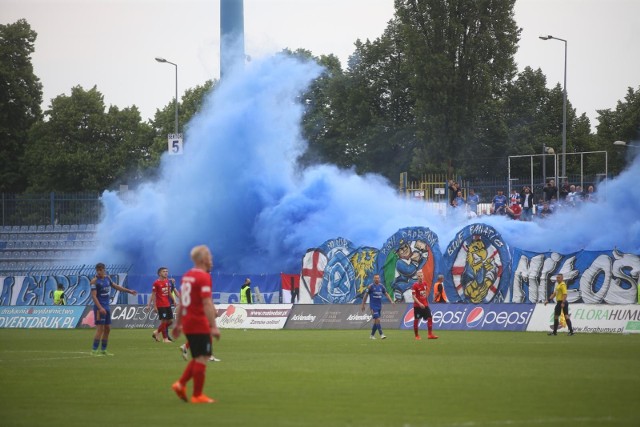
[148,267,179,343]
[171,245,221,404]
[411,270,438,340]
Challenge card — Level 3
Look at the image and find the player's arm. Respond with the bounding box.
[204,297,220,340]
[147,288,156,310]
[109,279,138,296]
[385,290,395,304]
[545,291,556,305]
[172,303,183,338]
[360,286,370,311]
[90,288,106,315]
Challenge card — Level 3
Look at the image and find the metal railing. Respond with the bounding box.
[1,192,102,226]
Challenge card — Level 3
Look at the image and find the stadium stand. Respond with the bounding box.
[0,224,100,275]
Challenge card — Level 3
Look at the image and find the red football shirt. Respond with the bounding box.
[412,281,430,307]
[179,268,212,334]
[151,279,172,308]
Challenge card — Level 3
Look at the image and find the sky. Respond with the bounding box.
[3,0,640,128]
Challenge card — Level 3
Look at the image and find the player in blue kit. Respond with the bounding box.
[90,263,137,356]
[360,274,394,339]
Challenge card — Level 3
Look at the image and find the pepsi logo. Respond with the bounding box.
[466,307,484,327]
[403,308,415,327]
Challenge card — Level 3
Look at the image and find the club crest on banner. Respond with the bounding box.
[444,223,511,303]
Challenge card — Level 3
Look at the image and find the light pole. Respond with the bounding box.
[539,35,567,181]
[613,140,640,149]
[542,144,555,185]
[155,57,179,134]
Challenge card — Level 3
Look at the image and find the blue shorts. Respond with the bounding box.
[94,307,112,325]
[370,308,381,319]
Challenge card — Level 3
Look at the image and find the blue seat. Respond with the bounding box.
[29,225,37,232]
[20,225,29,233]
[45,225,54,232]
[12,226,20,232]
[37,225,45,232]
[70,224,79,231]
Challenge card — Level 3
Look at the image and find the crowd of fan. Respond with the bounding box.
[447,179,597,221]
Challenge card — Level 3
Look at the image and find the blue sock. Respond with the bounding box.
[101,339,108,350]
[92,339,100,350]
[371,324,376,336]
[378,324,383,335]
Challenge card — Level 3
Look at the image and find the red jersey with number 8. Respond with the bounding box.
[179,268,212,334]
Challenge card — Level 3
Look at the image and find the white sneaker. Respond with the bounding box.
[179,344,188,361]
[209,355,221,362]
[380,334,387,339]
[369,335,376,340]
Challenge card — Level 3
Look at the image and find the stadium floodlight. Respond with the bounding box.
[155,57,179,134]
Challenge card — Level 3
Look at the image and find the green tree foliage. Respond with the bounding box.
[396,0,520,175]
[149,79,216,166]
[596,86,640,175]
[24,86,153,192]
[0,19,43,192]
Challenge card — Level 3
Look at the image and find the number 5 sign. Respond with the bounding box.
[167,133,184,155]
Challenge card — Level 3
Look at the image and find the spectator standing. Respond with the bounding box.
[520,186,535,221]
[53,283,66,305]
[240,278,252,304]
[466,189,480,215]
[491,190,507,215]
[432,274,448,303]
[543,179,557,202]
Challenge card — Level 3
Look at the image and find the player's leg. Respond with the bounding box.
[548,304,561,335]
[426,307,438,339]
[413,310,421,339]
[563,304,574,335]
[190,335,215,403]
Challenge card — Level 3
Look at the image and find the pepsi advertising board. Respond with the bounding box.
[401,303,535,331]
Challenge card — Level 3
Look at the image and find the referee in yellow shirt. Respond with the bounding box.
[545,273,575,336]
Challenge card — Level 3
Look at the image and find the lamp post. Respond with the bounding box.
[155,57,179,134]
[613,140,640,148]
[539,35,567,181]
[542,144,555,184]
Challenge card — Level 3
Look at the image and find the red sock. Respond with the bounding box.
[192,361,207,397]
[413,321,419,336]
[427,318,433,334]
[161,323,168,339]
[179,360,195,385]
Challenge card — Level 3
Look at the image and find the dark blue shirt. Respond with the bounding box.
[367,284,387,310]
[91,276,112,308]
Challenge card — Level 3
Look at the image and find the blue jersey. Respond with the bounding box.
[367,284,387,310]
[91,276,112,308]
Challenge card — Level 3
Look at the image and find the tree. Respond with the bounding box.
[395,0,520,175]
[596,86,640,175]
[0,19,43,192]
[24,86,153,192]
[149,79,216,166]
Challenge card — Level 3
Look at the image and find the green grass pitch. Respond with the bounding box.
[1,328,639,427]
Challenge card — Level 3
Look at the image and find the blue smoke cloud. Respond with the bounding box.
[87,54,640,275]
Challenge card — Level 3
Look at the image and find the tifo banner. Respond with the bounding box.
[216,304,291,329]
[297,224,638,305]
[0,274,130,306]
[400,303,534,331]
[510,249,640,304]
[527,303,640,334]
[285,304,405,330]
[0,306,86,328]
